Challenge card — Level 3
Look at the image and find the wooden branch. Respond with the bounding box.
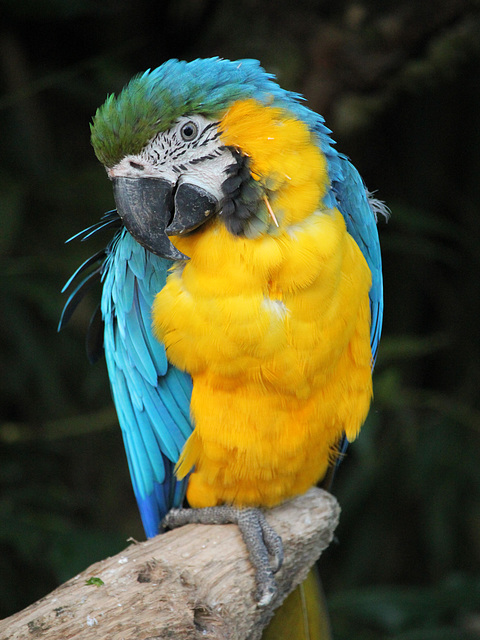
[0,488,340,640]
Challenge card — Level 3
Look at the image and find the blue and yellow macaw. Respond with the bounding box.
[60,58,384,619]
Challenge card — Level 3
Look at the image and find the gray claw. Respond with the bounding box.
[236,509,282,606]
[258,512,284,573]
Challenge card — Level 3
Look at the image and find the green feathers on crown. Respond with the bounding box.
[92,58,257,167]
[91,90,165,168]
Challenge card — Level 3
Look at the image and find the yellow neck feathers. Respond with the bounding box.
[218,99,329,227]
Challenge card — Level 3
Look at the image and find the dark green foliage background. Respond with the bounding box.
[1,1,479,637]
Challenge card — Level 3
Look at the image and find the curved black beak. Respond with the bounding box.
[112,177,218,260]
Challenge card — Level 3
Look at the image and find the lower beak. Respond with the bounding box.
[112,177,218,260]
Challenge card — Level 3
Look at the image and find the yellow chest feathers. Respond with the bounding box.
[152,209,373,508]
[153,208,371,392]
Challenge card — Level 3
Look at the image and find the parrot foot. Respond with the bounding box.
[162,506,283,607]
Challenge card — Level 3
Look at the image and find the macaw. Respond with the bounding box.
[60,57,385,610]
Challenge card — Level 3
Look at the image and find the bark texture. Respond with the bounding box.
[0,488,339,640]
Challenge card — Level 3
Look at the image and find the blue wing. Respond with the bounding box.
[332,154,385,364]
[321,154,385,489]
[60,220,194,539]
[101,229,193,538]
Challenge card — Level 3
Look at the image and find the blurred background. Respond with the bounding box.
[1,0,480,637]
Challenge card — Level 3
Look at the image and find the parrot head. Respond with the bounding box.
[105,112,231,260]
[90,57,333,259]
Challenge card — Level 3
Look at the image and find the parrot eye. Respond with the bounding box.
[180,121,199,141]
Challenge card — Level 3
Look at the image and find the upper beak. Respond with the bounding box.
[113,177,218,260]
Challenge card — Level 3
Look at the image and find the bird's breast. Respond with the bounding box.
[151,208,373,507]
[153,207,369,380]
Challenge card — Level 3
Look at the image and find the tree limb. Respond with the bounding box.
[0,488,340,640]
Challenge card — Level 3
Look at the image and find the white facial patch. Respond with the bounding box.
[109,115,236,203]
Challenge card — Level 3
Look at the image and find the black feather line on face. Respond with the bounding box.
[220,149,265,237]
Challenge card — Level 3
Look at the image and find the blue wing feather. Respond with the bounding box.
[136,283,169,377]
[331,154,385,364]
[321,153,385,488]
[124,300,158,386]
[101,229,194,538]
